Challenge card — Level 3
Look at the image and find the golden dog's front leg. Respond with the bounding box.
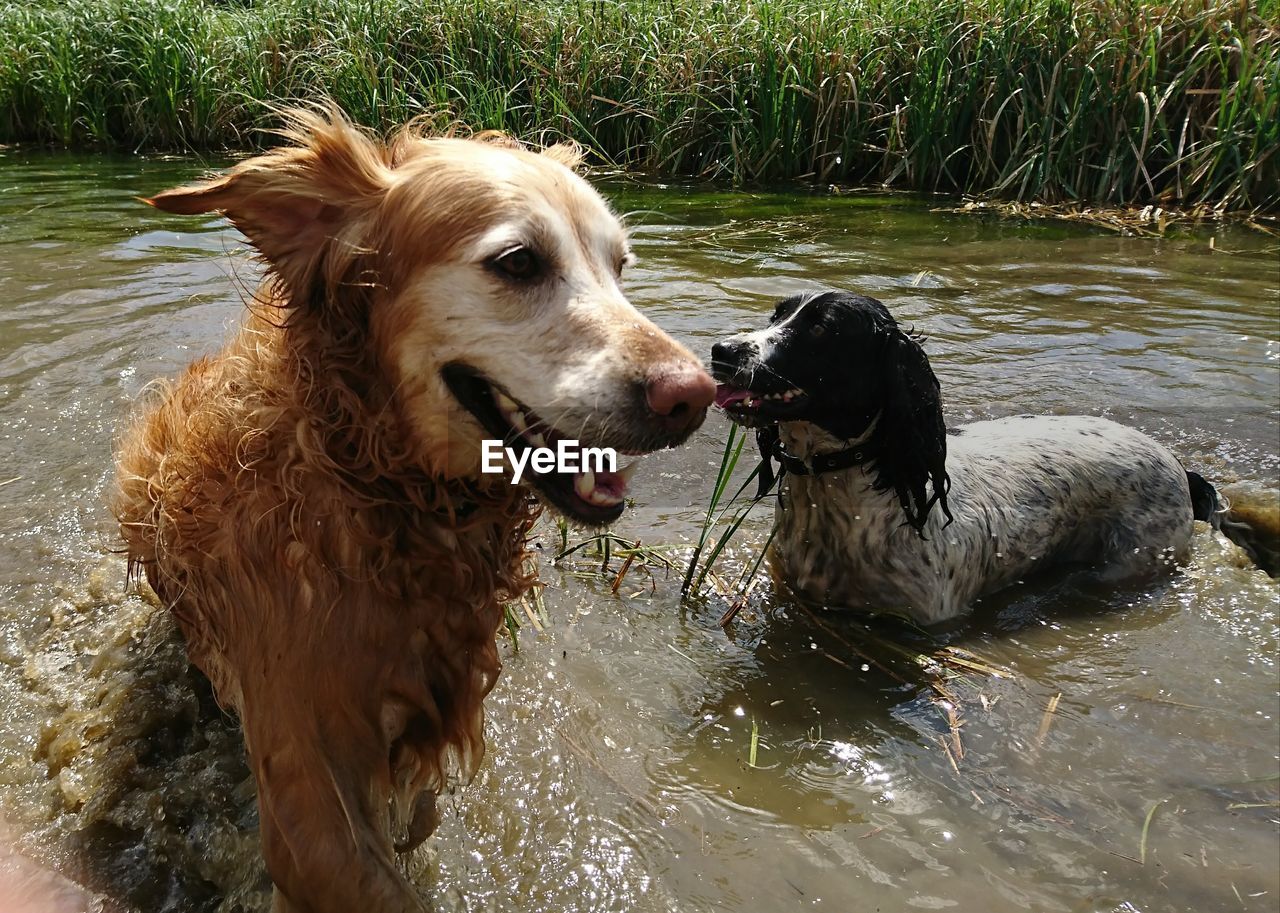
[247,708,430,913]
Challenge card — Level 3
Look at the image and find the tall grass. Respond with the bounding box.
[0,0,1276,208]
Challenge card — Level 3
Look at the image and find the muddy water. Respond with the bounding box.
[0,151,1276,913]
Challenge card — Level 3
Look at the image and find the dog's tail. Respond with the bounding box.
[1187,471,1280,577]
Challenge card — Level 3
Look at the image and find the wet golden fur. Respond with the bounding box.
[114,107,706,912]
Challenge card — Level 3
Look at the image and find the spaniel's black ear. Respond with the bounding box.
[754,425,782,500]
[873,331,952,535]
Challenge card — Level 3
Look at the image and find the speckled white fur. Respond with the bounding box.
[772,414,1194,624]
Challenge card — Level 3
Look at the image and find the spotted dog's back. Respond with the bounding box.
[774,416,1194,624]
[984,432,1280,581]
[942,415,1194,590]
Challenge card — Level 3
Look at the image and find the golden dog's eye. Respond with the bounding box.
[493,247,541,281]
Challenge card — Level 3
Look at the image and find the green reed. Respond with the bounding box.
[1,0,1275,207]
[681,421,766,597]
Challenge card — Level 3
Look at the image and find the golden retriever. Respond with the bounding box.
[114,107,713,912]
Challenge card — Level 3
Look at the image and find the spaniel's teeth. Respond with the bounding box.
[617,461,639,484]
[526,430,546,447]
[782,391,793,402]
[509,410,528,433]
[574,471,596,500]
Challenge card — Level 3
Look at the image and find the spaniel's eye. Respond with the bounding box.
[811,324,827,337]
[492,247,541,281]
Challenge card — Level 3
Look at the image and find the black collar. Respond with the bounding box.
[771,438,872,476]
[753,426,873,500]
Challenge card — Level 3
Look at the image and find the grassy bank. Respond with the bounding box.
[1,0,1276,209]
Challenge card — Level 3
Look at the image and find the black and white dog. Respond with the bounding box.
[711,290,1270,624]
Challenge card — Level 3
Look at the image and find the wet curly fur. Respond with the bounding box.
[712,291,1273,624]
[114,107,709,912]
[117,308,535,910]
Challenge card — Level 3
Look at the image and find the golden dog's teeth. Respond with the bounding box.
[588,489,623,507]
[574,471,596,500]
[617,460,639,484]
[526,430,546,447]
[495,391,518,413]
[509,410,528,433]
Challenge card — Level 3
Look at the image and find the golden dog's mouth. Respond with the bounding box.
[442,363,638,525]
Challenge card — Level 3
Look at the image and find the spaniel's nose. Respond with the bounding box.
[710,339,754,377]
[645,361,716,434]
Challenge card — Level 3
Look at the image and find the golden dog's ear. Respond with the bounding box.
[469,130,583,170]
[540,140,585,171]
[146,106,391,298]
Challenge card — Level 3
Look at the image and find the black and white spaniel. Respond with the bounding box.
[710,291,1271,624]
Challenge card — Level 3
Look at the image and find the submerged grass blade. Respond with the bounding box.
[1034,692,1062,746]
[1139,797,1168,864]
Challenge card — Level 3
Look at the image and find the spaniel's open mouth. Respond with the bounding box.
[714,383,809,427]
[442,364,637,525]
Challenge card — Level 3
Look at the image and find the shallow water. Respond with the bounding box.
[0,151,1277,913]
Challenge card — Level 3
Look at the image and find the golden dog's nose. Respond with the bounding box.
[644,361,716,433]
